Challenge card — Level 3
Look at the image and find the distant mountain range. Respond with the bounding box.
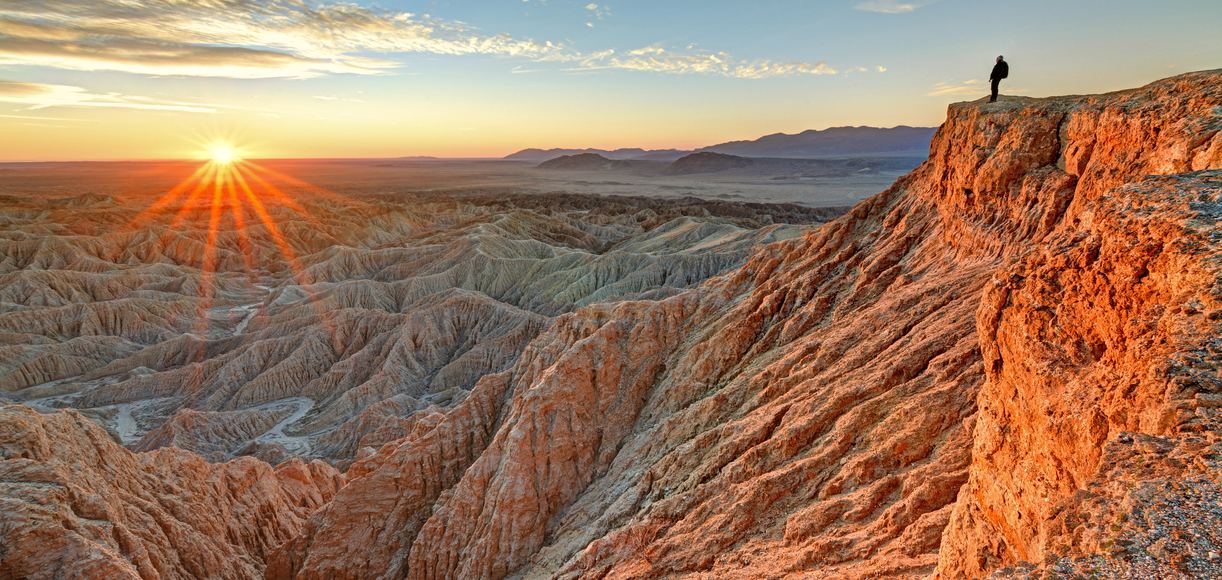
[535,153,639,171]
[505,125,937,162]
[507,147,690,162]
[536,151,758,175]
[699,126,936,158]
[664,152,755,175]
[537,150,923,177]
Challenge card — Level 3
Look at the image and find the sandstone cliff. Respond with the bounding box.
[272,72,1220,579]
[0,405,343,579]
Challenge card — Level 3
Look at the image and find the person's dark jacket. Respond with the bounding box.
[990,61,1009,81]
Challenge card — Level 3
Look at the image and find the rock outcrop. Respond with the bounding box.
[936,80,1222,575]
[271,71,1220,579]
[0,405,343,579]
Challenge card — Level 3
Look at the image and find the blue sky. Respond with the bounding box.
[0,0,1218,160]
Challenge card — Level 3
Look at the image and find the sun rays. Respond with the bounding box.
[208,142,239,165]
[133,151,356,377]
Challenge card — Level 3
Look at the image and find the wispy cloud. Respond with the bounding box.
[854,1,931,14]
[510,65,548,74]
[585,45,837,78]
[840,64,889,75]
[0,112,87,122]
[929,79,1025,98]
[585,3,611,28]
[0,0,840,81]
[0,0,559,79]
[927,79,983,97]
[313,95,366,103]
[0,79,215,112]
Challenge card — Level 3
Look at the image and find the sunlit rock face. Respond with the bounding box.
[0,188,835,465]
[1,70,1220,580]
[273,71,1221,579]
[934,73,1222,578]
[0,404,343,579]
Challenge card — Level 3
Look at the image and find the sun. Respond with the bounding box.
[208,143,239,165]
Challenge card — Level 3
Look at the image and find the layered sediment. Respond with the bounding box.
[2,192,826,464]
[0,405,342,578]
[276,71,1221,579]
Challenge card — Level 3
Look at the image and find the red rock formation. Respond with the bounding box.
[0,405,343,579]
[273,71,1219,579]
[936,102,1222,575]
[2,190,817,464]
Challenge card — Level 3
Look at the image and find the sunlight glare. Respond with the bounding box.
[209,143,238,165]
[136,152,366,356]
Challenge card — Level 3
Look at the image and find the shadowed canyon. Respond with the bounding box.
[2,71,1220,579]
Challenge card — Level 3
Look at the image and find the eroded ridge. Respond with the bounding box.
[275,71,1219,579]
[1,190,831,466]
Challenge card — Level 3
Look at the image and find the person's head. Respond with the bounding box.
[997,55,1004,63]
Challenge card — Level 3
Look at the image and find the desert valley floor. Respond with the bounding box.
[0,161,847,466]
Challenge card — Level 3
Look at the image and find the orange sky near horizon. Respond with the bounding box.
[1,1,1218,162]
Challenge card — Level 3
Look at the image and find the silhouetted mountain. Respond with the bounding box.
[701,126,936,158]
[536,151,920,178]
[631,150,693,161]
[507,126,936,162]
[536,153,636,170]
[509,148,688,162]
[665,152,754,175]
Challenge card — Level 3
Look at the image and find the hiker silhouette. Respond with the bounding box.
[989,56,1008,103]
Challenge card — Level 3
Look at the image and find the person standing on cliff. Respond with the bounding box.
[989,56,1008,103]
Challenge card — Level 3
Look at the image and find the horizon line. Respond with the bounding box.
[0,156,513,164]
[0,123,943,164]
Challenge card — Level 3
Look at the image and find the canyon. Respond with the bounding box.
[1,70,1219,579]
[2,189,836,466]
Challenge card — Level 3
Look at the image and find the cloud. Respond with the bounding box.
[585,3,610,28]
[313,95,366,103]
[0,79,46,96]
[0,0,559,79]
[510,65,548,74]
[929,79,1025,98]
[0,79,215,112]
[854,1,927,14]
[0,0,838,81]
[827,64,889,76]
[585,45,837,79]
[927,79,984,97]
[0,112,86,122]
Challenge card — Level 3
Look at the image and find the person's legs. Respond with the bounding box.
[990,78,1000,102]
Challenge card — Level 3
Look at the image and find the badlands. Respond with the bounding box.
[1,70,1221,578]
[1,182,839,466]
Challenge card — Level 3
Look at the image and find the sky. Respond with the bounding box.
[0,0,1218,161]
